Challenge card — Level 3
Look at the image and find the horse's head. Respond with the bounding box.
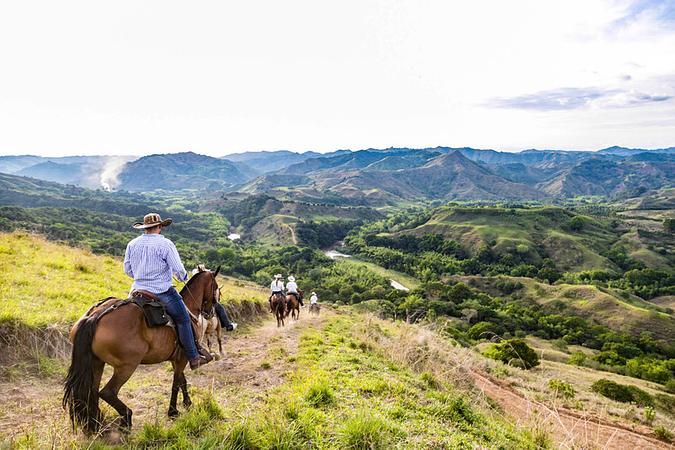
[182,265,221,313]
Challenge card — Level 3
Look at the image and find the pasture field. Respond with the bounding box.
[337,256,421,290]
[0,232,266,328]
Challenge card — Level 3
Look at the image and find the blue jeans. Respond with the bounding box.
[214,303,233,330]
[155,287,199,360]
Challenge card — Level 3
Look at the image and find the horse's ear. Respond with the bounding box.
[213,265,221,278]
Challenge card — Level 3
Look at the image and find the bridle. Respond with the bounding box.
[181,270,219,323]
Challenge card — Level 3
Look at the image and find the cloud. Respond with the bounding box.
[609,0,675,32]
[489,87,672,111]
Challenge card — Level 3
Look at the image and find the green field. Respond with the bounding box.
[0,232,266,328]
[339,256,421,290]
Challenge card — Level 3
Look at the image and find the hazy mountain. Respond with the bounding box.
[117,151,251,191]
[0,155,45,174]
[597,146,675,156]
[16,161,87,185]
[285,151,546,205]
[539,155,675,197]
[0,155,135,189]
[222,149,350,174]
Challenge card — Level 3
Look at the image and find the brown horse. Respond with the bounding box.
[271,292,286,327]
[285,290,303,320]
[62,266,221,434]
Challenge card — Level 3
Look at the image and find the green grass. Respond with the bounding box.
[0,232,267,328]
[339,257,420,290]
[112,313,543,449]
[0,232,130,327]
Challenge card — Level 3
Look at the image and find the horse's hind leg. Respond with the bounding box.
[99,363,137,431]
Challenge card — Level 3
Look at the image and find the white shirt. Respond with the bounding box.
[310,294,318,304]
[286,281,298,293]
[270,280,284,293]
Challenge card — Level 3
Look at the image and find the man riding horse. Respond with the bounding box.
[124,213,210,370]
[269,273,285,311]
[286,275,304,307]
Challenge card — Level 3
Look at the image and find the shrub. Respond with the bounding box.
[654,425,673,443]
[548,379,576,399]
[665,379,675,394]
[590,379,653,406]
[484,339,540,369]
[467,321,502,340]
[643,406,655,425]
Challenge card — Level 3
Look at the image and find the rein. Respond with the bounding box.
[180,271,217,324]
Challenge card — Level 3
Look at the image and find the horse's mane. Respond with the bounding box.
[179,270,211,296]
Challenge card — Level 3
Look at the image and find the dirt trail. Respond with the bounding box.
[0,312,324,442]
[471,370,671,449]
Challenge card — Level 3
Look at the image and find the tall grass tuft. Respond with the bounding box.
[222,422,259,450]
[304,379,335,407]
[339,413,392,450]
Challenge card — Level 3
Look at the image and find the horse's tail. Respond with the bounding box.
[62,316,100,433]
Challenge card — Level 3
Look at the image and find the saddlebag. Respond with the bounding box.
[132,296,170,327]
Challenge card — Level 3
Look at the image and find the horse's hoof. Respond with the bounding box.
[168,408,179,418]
[183,400,193,409]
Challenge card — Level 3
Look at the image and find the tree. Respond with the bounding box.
[484,339,540,369]
[664,218,675,233]
[569,216,585,232]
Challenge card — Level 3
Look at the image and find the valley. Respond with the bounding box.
[0,146,673,448]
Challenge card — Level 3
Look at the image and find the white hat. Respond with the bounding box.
[274,274,283,279]
[311,292,316,295]
[288,276,296,282]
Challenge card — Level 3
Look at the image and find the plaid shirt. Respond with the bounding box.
[123,234,188,294]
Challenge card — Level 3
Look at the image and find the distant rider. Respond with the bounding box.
[269,274,284,311]
[286,275,304,307]
[124,213,210,370]
[309,292,318,305]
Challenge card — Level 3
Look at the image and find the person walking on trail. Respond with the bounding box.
[286,275,304,307]
[269,274,284,311]
[192,266,237,331]
[124,213,210,370]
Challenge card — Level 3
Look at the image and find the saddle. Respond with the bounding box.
[131,290,171,327]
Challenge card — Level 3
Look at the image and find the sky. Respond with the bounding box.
[0,0,674,157]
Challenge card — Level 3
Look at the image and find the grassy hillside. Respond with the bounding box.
[400,206,618,271]
[0,232,266,328]
[460,275,675,340]
[0,232,130,327]
[338,256,421,290]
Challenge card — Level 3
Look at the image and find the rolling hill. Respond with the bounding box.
[117,152,251,191]
[392,206,619,271]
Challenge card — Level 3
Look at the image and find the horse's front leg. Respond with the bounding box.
[168,362,181,418]
[180,371,191,409]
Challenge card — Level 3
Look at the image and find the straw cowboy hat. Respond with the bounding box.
[311,292,316,295]
[274,274,283,279]
[287,276,296,282]
[133,213,173,230]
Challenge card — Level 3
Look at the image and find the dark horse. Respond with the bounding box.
[285,289,303,321]
[62,266,220,434]
[271,292,286,327]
